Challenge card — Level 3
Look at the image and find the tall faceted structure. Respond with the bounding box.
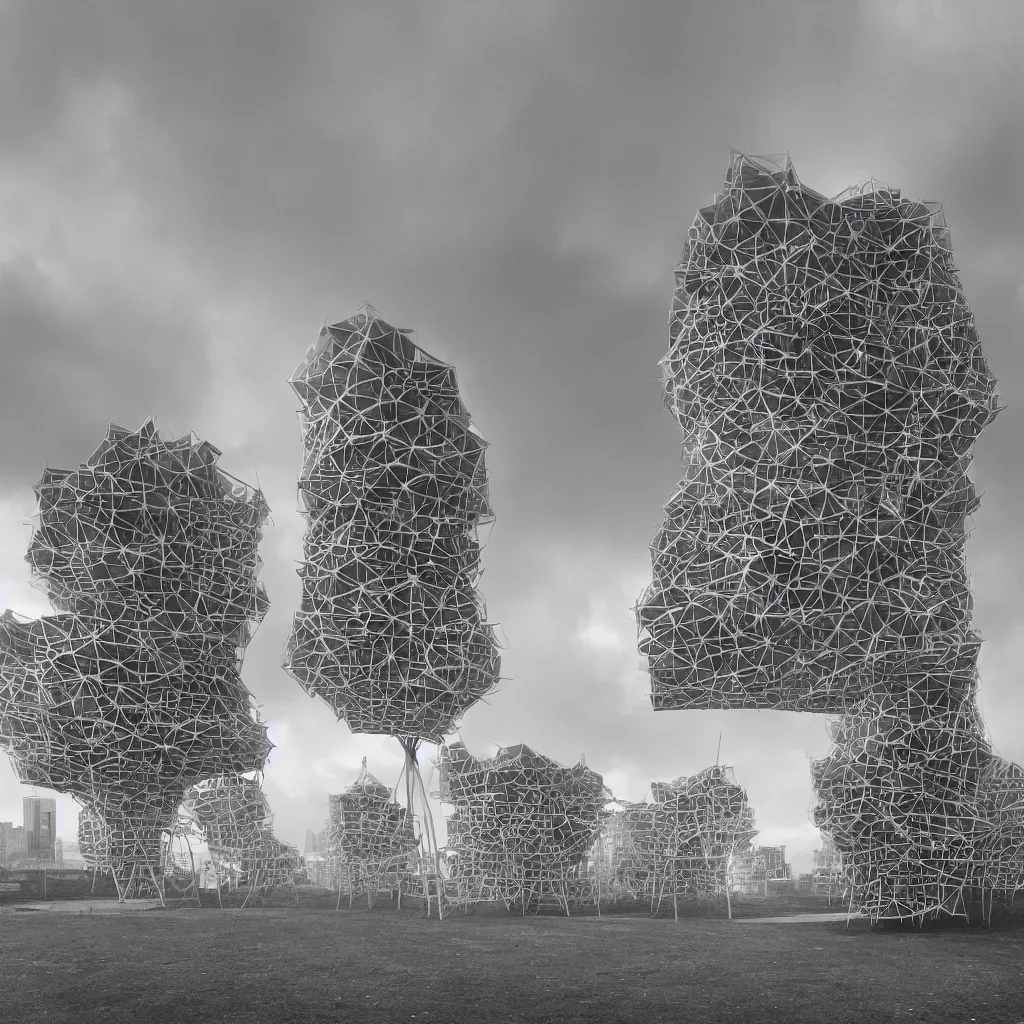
[283,305,500,741]
[637,151,998,713]
[322,759,419,908]
[283,305,501,885]
[639,151,1021,923]
[0,421,273,899]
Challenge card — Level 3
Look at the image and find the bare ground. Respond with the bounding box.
[1,896,1023,1023]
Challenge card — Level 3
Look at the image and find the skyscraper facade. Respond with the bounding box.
[23,796,56,861]
[0,821,28,867]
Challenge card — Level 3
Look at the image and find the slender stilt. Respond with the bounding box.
[113,863,137,903]
[724,861,733,921]
[144,864,166,908]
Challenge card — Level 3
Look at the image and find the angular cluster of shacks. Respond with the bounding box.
[2,152,1022,925]
[306,748,800,918]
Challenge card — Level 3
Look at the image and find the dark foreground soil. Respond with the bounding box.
[2,899,1023,1024]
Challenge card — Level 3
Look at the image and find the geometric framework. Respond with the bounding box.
[282,305,503,898]
[810,832,846,899]
[282,305,501,742]
[638,151,1000,714]
[437,742,609,915]
[592,765,756,918]
[0,420,273,901]
[638,151,1024,923]
[183,773,301,908]
[321,758,419,910]
[730,844,791,897]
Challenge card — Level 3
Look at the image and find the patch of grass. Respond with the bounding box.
[2,902,1023,1023]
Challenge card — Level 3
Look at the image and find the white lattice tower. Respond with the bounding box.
[639,151,1024,923]
[324,757,419,909]
[282,306,502,889]
[0,420,273,901]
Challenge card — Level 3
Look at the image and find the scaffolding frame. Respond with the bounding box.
[638,151,1024,924]
[0,421,273,900]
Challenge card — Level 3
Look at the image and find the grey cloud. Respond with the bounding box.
[0,255,212,487]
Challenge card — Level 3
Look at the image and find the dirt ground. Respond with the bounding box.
[2,897,1023,1024]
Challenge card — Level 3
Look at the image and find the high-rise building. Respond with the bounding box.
[304,829,319,857]
[24,796,56,861]
[0,821,28,867]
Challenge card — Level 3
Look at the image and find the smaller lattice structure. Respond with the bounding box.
[655,767,757,909]
[730,844,790,893]
[811,698,990,923]
[978,755,1024,901]
[438,742,610,915]
[162,811,205,908]
[303,824,352,891]
[305,849,352,892]
[594,765,756,917]
[811,833,847,899]
[183,773,301,908]
[758,845,791,881]
[728,848,768,895]
[586,804,631,905]
[592,802,661,905]
[323,759,419,909]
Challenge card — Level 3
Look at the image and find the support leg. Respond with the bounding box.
[145,864,166,908]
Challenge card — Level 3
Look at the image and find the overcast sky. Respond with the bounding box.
[1,0,1021,874]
